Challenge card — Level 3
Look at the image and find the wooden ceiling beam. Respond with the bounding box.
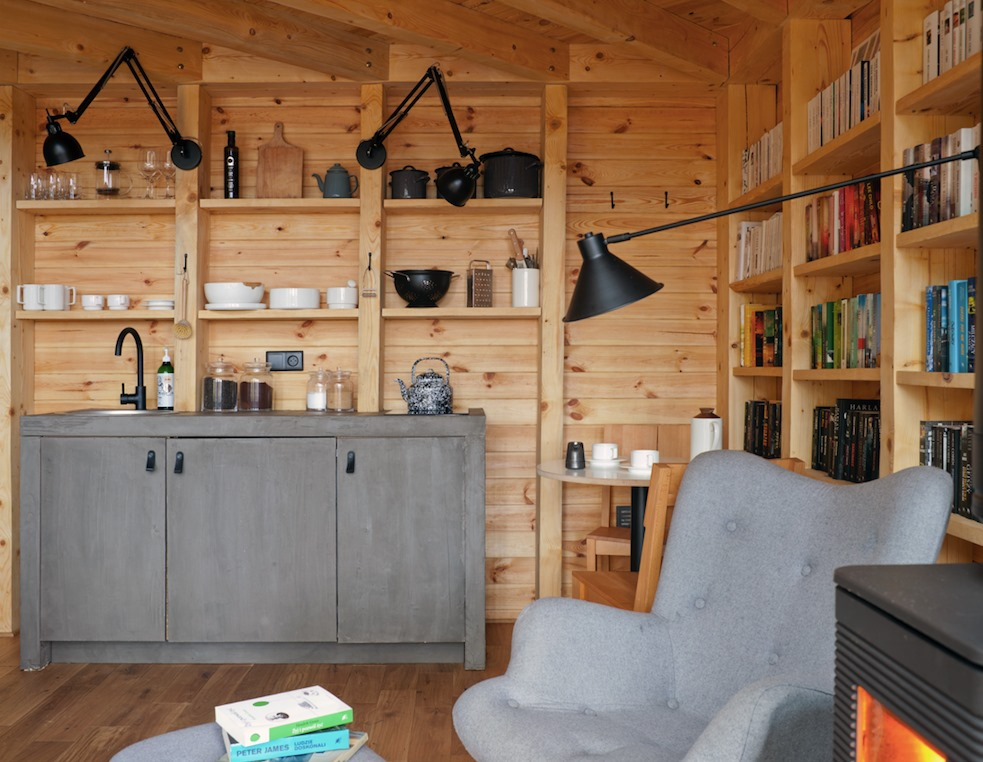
[728,20,783,84]
[268,0,569,81]
[496,0,730,82]
[0,0,201,83]
[719,0,788,26]
[787,0,871,18]
[27,0,386,81]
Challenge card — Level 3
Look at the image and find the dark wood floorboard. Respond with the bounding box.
[0,624,513,762]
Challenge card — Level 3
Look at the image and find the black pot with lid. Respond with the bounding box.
[389,165,430,199]
[479,147,542,199]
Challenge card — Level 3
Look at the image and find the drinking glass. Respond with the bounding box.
[160,150,176,199]
[139,149,160,199]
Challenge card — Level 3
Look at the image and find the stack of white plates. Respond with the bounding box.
[145,299,175,311]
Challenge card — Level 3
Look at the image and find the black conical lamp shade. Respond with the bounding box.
[43,121,84,166]
[435,163,479,207]
[564,232,663,322]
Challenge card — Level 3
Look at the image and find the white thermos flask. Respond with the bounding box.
[690,407,723,460]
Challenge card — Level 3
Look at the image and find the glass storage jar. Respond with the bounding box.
[327,368,354,412]
[239,358,274,411]
[306,369,329,411]
[201,357,238,411]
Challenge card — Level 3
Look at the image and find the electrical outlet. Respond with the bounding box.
[267,350,303,371]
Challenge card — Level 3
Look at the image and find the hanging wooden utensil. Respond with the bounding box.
[174,254,192,339]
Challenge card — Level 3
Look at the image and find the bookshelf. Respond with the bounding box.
[717,3,982,555]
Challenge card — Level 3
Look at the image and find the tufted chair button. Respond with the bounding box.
[726,520,737,532]
[667,698,679,710]
[768,653,779,665]
[801,564,812,576]
[584,707,596,716]
[694,598,706,609]
[507,699,519,708]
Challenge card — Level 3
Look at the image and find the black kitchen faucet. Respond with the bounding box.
[114,326,147,410]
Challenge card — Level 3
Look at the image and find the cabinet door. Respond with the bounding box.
[166,438,337,642]
[39,437,166,641]
[336,436,465,643]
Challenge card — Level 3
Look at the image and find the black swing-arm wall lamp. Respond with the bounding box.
[355,64,481,207]
[565,147,981,322]
[43,46,202,170]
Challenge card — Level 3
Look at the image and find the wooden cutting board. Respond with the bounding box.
[256,122,303,198]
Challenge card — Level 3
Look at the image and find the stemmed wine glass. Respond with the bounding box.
[139,149,160,199]
[160,149,176,199]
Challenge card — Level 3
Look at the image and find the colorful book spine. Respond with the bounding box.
[227,728,350,762]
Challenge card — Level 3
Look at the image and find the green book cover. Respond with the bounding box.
[216,686,353,747]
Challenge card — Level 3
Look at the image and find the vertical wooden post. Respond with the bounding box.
[0,85,35,635]
[358,83,384,412]
[537,84,568,598]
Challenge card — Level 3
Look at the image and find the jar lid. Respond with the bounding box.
[95,160,121,170]
[205,359,236,374]
[242,359,272,372]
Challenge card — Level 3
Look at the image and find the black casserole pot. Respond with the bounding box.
[389,165,430,199]
[479,148,542,198]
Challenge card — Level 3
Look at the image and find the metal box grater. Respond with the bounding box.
[467,259,493,307]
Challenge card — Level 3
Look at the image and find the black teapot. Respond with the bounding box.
[396,357,453,415]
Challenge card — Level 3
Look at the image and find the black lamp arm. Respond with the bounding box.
[606,147,981,245]
[431,64,479,166]
[366,65,437,147]
[45,46,186,145]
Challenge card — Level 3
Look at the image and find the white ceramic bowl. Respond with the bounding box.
[204,281,264,304]
[269,287,320,309]
[326,286,358,307]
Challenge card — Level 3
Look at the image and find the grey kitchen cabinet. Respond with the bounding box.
[336,436,464,644]
[166,437,337,642]
[38,437,166,642]
[20,411,485,669]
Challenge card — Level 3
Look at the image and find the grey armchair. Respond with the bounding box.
[454,450,953,761]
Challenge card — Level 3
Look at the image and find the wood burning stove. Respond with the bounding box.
[834,564,983,761]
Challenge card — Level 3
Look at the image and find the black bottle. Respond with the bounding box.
[224,130,239,198]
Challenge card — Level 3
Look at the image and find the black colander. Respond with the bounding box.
[385,269,456,307]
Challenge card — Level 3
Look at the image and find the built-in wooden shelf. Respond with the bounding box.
[200,198,359,213]
[731,268,782,293]
[896,52,982,116]
[382,307,541,319]
[947,513,983,545]
[198,308,358,320]
[16,309,173,320]
[792,368,880,382]
[896,214,978,249]
[896,371,974,389]
[793,244,880,278]
[383,198,542,213]
[728,174,783,210]
[792,113,882,176]
[16,199,175,215]
[732,366,783,377]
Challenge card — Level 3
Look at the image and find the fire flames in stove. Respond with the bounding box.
[856,686,946,761]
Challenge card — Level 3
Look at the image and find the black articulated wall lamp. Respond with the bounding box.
[356,64,481,207]
[43,46,202,170]
[564,147,981,322]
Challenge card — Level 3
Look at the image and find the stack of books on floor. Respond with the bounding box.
[215,685,367,762]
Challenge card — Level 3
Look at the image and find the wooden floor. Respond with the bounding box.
[0,624,513,762]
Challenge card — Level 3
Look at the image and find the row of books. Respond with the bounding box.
[741,123,783,195]
[923,1,980,84]
[806,31,881,154]
[804,179,881,262]
[734,212,782,281]
[926,278,976,373]
[739,303,783,368]
[215,686,366,762]
[920,420,977,521]
[809,293,882,370]
[901,126,980,232]
[812,399,881,483]
[744,399,782,459]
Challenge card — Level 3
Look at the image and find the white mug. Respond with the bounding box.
[42,284,76,311]
[630,449,660,470]
[107,294,130,310]
[17,284,44,311]
[81,294,105,310]
[592,442,618,461]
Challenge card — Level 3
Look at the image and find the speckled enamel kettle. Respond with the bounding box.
[396,357,453,415]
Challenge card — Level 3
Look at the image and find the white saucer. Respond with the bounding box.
[205,302,268,311]
[145,300,174,308]
[621,464,655,475]
[82,306,104,311]
[147,306,173,311]
[588,458,625,468]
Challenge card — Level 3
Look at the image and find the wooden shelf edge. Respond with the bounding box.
[200,198,360,212]
[733,366,783,377]
[896,214,979,249]
[16,310,173,320]
[792,113,881,176]
[383,198,543,212]
[728,174,783,209]
[896,370,975,389]
[947,513,983,546]
[382,307,541,319]
[793,368,881,382]
[896,52,982,115]
[16,199,175,214]
[731,268,783,293]
[198,308,358,320]
[793,244,881,278]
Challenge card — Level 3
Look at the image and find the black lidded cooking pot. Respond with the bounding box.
[389,165,430,199]
[479,147,542,198]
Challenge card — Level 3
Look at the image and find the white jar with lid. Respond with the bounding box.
[327,368,354,412]
[306,369,329,411]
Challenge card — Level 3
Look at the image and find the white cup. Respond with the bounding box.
[81,294,105,310]
[512,268,540,308]
[591,442,618,461]
[630,449,660,470]
[41,284,75,311]
[107,294,130,310]
[17,284,45,311]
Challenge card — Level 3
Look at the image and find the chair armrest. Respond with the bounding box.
[503,596,674,709]
[682,674,833,762]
